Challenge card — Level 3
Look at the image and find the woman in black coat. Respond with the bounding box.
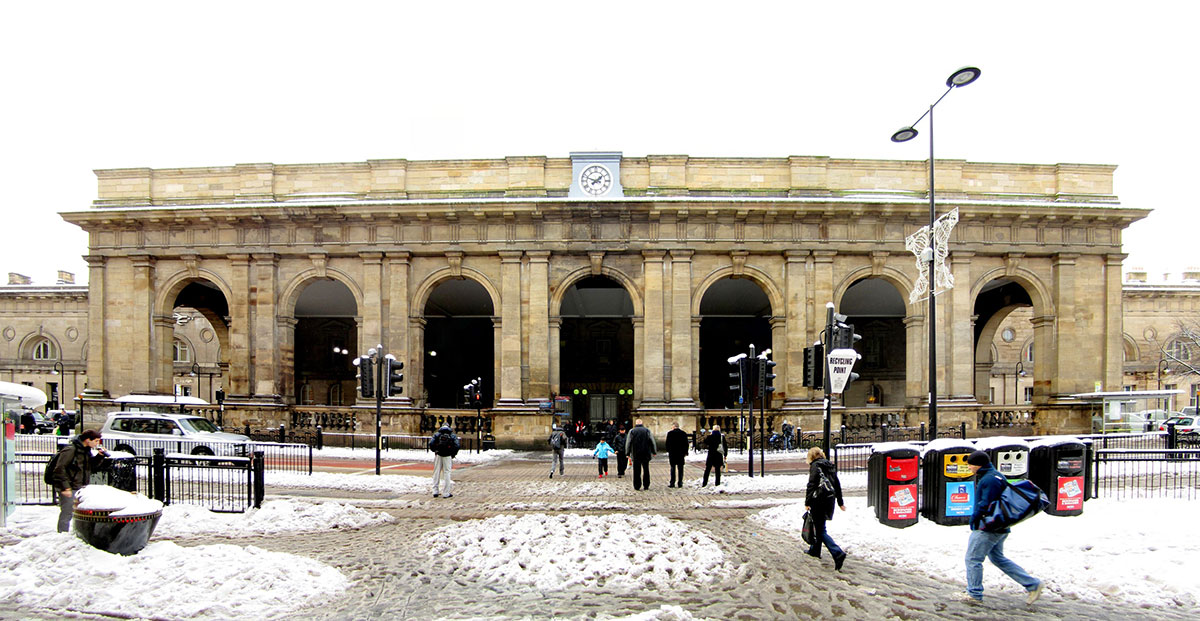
[804,446,847,570]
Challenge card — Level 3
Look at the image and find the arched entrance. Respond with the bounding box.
[294,280,358,406]
[839,278,907,407]
[698,278,772,409]
[973,279,1035,404]
[161,279,231,400]
[423,279,494,409]
[559,276,635,428]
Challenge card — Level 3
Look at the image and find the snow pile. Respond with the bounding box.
[156,498,393,537]
[267,470,429,493]
[314,446,515,464]
[427,513,729,591]
[519,480,634,497]
[752,496,1200,608]
[0,534,346,619]
[75,485,162,517]
[613,605,711,620]
[502,500,633,512]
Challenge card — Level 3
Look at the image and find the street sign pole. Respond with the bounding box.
[822,304,834,455]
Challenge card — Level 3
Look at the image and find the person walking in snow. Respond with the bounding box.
[665,422,689,488]
[613,425,628,478]
[962,449,1044,605]
[593,438,616,478]
[548,424,567,478]
[625,418,656,491]
[428,424,460,498]
[701,425,726,487]
[804,446,847,571]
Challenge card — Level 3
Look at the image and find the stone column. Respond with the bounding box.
[641,251,667,404]
[691,317,702,404]
[130,255,155,394]
[945,251,976,400]
[228,254,252,397]
[1031,315,1057,402]
[360,252,383,352]
[769,316,786,407]
[783,250,810,407]
[527,251,551,400]
[387,252,412,404]
[251,253,280,400]
[549,316,562,396]
[904,315,924,406]
[81,255,109,398]
[669,250,695,404]
[1104,254,1125,390]
[1051,254,1078,397]
[410,317,427,406]
[632,316,644,408]
[152,314,175,395]
[277,317,297,402]
[498,250,524,406]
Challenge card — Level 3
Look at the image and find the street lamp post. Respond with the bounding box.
[1014,361,1025,405]
[190,362,200,400]
[1157,352,1171,411]
[51,361,64,410]
[891,66,981,439]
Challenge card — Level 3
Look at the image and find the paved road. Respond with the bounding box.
[3,453,1194,620]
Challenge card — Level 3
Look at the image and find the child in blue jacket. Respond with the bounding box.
[593,439,617,478]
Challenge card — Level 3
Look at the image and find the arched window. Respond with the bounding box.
[1024,342,1035,363]
[173,339,191,363]
[328,383,343,406]
[32,339,55,361]
[1167,338,1193,362]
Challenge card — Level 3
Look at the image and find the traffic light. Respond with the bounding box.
[384,356,404,397]
[757,357,777,399]
[215,389,226,404]
[831,319,862,351]
[463,378,482,408]
[354,356,374,399]
[728,354,748,402]
[803,344,824,389]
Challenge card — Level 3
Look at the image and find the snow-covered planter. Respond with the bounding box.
[73,485,164,555]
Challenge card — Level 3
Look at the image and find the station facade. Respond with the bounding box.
[41,152,1150,443]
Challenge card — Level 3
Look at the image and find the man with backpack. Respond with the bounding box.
[548,424,567,478]
[963,450,1044,605]
[47,429,108,532]
[428,424,460,498]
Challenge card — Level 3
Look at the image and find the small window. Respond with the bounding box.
[173,339,191,363]
[1167,339,1193,362]
[32,339,55,361]
[1024,343,1035,363]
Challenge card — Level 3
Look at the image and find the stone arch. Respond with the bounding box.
[552,266,643,318]
[969,267,1054,318]
[279,268,366,319]
[19,331,61,361]
[172,334,197,363]
[155,270,234,318]
[411,267,501,322]
[691,265,782,317]
[1122,333,1140,363]
[832,267,915,315]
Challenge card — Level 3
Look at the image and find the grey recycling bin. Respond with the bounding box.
[975,436,1031,482]
[920,439,976,526]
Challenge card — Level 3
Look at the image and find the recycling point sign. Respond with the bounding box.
[826,348,860,394]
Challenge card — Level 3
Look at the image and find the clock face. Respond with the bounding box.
[579,164,613,196]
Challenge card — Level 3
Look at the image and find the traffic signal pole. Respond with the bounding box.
[822,303,834,455]
[375,353,384,475]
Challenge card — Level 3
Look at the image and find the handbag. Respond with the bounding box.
[801,511,816,546]
[815,467,836,499]
[981,479,1050,532]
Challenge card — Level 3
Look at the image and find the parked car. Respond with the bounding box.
[101,411,250,456]
[1159,415,1200,435]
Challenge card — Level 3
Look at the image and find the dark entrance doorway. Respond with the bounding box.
[424,279,494,409]
[698,278,772,409]
[559,276,634,429]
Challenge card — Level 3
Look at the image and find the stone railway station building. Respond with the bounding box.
[7,152,1195,446]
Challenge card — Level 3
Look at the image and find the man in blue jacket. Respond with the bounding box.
[963,450,1044,605]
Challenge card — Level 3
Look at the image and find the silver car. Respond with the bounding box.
[101,411,250,456]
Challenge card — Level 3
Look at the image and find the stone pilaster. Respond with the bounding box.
[1052,254,1078,397]
[152,314,175,394]
[669,250,695,404]
[527,251,551,399]
[251,253,280,399]
[82,255,108,398]
[227,254,251,397]
[1031,314,1057,402]
[359,252,383,353]
[497,251,524,406]
[387,252,412,404]
[640,251,667,403]
[945,251,976,399]
[130,255,155,394]
[782,250,810,407]
[904,315,924,406]
[1104,254,1126,391]
[277,316,297,401]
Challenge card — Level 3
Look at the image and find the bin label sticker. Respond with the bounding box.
[888,484,918,520]
[945,482,974,517]
[886,456,918,481]
[943,454,974,478]
[1057,476,1084,511]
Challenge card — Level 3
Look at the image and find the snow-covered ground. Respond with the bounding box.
[313,446,516,464]
[426,513,731,591]
[751,495,1200,608]
[267,469,430,493]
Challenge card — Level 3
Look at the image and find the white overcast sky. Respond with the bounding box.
[1,1,1195,286]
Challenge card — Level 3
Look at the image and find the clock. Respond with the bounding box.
[579,164,613,196]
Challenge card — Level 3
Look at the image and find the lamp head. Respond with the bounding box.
[891,126,918,143]
[946,66,982,88]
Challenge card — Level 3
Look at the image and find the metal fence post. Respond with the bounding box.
[307,445,313,476]
[881,423,889,443]
[316,425,323,451]
[252,450,265,509]
[151,448,166,504]
[278,424,285,444]
[1167,422,1177,451]
[839,425,846,447]
[960,421,967,439]
[244,423,251,438]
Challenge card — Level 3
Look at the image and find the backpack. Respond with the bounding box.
[433,433,458,457]
[550,432,563,450]
[43,448,67,486]
[980,479,1050,532]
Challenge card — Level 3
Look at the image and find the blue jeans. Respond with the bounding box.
[965,530,1039,599]
[808,509,844,559]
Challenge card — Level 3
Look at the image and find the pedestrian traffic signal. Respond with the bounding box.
[803,344,824,389]
[383,356,404,397]
[354,356,374,399]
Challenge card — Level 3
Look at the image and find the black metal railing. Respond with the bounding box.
[15,434,311,475]
[14,448,265,512]
[1092,448,1200,500]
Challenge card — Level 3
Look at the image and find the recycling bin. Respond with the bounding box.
[975,437,1030,482]
[1029,438,1088,516]
[920,439,976,526]
[867,442,920,528]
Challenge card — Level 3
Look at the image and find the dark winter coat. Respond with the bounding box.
[625,424,657,460]
[52,438,106,491]
[705,431,727,457]
[429,427,461,457]
[970,463,1010,533]
[805,458,844,519]
[665,428,689,463]
[614,431,628,455]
